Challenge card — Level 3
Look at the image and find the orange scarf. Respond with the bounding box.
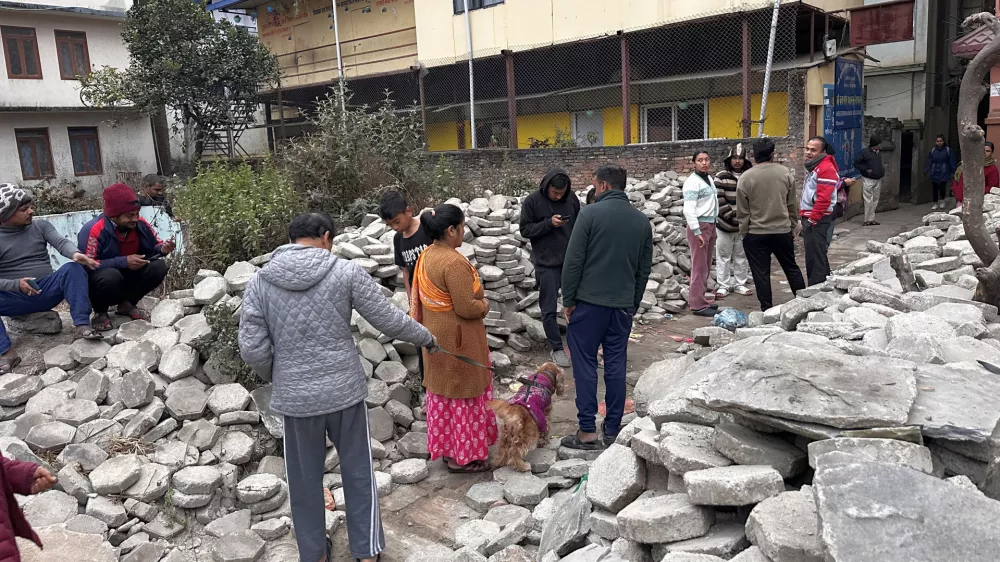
[409,245,482,323]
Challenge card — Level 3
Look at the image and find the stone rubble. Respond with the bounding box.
[529,205,1000,562]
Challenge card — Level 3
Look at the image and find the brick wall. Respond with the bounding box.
[422,71,808,190]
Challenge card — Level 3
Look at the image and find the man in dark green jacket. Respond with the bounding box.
[560,165,653,449]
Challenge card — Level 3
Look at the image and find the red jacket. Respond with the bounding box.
[952,164,1000,203]
[799,155,841,223]
[0,456,41,562]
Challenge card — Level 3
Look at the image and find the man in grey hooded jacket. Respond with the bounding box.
[239,212,434,562]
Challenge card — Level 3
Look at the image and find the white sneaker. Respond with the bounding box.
[551,349,571,368]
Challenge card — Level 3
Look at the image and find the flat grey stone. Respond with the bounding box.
[729,546,774,562]
[484,512,535,556]
[57,443,107,472]
[940,336,1000,364]
[194,276,228,305]
[365,378,390,407]
[590,512,619,540]
[648,398,720,427]
[121,543,166,562]
[69,338,111,365]
[779,293,840,331]
[388,458,429,484]
[143,513,184,540]
[107,370,155,408]
[617,492,714,544]
[211,431,255,465]
[548,459,590,479]
[746,489,823,562]
[658,423,733,474]
[52,399,100,428]
[171,489,213,508]
[467,481,505,512]
[8,310,61,334]
[0,374,42,406]
[659,554,725,562]
[252,517,289,541]
[25,421,76,453]
[23,490,78,527]
[632,356,693,416]
[456,519,501,552]
[206,508,252,537]
[177,313,213,346]
[124,340,161,372]
[368,407,394,442]
[210,530,265,562]
[683,465,784,506]
[686,339,917,429]
[503,472,549,507]
[224,261,257,291]
[885,311,957,342]
[151,299,185,327]
[85,495,127,527]
[64,514,109,536]
[140,327,180,353]
[16,524,117,562]
[808,437,933,473]
[177,418,222,451]
[237,473,283,503]
[907,363,1000,442]
[164,387,208,420]
[208,383,251,416]
[43,344,77,370]
[662,522,749,559]
[75,370,109,403]
[586,444,645,513]
[158,344,199,381]
[122,462,170,503]
[89,454,142,494]
[713,423,807,478]
[814,459,1000,562]
[374,361,408,384]
[398,431,429,459]
[173,465,224,495]
[57,463,92,503]
[73,419,123,447]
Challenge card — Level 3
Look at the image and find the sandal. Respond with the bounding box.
[0,354,21,375]
[560,433,606,451]
[91,314,114,332]
[74,326,104,341]
[446,460,491,474]
[117,305,149,322]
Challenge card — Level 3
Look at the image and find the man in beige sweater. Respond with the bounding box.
[735,137,806,311]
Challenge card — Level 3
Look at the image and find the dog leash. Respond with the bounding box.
[427,345,495,372]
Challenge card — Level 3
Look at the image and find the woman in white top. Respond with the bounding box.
[682,151,720,317]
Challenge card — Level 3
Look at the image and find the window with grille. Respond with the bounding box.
[55,30,91,80]
[454,0,503,15]
[641,102,707,143]
[69,127,103,176]
[2,26,42,79]
[15,129,54,180]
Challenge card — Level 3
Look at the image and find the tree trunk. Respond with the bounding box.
[957,13,1000,305]
[151,107,173,175]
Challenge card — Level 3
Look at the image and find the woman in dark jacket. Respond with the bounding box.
[924,135,957,210]
[1,455,57,562]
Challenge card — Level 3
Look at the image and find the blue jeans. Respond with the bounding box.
[0,262,92,354]
[566,301,634,437]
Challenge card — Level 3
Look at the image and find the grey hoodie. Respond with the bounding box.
[238,244,433,417]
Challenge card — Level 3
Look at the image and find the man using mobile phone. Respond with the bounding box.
[519,167,580,368]
[0,183,102,374]
[78,183,173,330]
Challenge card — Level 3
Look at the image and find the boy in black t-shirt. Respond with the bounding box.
[379,191,431,299]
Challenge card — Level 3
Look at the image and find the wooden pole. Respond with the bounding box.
[742,17,752,138]
[621,33,631,145]
[504,50,518,149]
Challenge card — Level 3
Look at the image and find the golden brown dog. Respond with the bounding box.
[489,362,565,472]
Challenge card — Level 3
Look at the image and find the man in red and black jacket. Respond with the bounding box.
[798,137,841,286]
[77,183,175,330]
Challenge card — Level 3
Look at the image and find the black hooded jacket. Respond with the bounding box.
[519,167,581,268]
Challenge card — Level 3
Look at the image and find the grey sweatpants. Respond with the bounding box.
[284,401,384,561]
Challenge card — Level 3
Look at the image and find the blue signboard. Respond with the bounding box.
[827,58,864,175]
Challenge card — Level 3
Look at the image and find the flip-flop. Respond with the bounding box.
[560,434,605,451]
[91,314,113,332]
[447,460,491,473]
[0,355,21,375]
[118,306,149,321]
[74,326,104,341]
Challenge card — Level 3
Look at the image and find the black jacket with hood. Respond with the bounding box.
[519,167,581,268]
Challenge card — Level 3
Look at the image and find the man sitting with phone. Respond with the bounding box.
[78,183,174,330]
[0,183,102,373]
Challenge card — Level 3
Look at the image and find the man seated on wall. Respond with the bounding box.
[78,183,174,330]
[0,183,103,373]
[137,174,174,217]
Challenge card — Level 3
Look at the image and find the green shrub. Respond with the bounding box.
[174,160,304,272]
[278,89,432,224]
[202,302,257,391]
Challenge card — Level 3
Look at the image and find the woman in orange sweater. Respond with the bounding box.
[409,204,497,473]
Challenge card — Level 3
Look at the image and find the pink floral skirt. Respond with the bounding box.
[426,384,498,466]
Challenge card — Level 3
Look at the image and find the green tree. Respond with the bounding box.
[80,0,279,161]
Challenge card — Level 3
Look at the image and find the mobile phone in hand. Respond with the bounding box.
[27,279,40,292]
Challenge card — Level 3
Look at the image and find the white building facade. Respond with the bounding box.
[0,0,157,194]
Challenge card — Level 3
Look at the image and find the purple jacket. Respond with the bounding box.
[508,371,556,433]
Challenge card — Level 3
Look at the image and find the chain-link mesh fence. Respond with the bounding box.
[269,1,846,150]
